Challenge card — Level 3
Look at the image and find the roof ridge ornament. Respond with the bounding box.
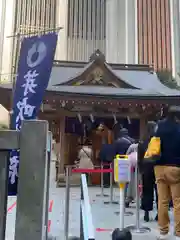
[89,49,105,62]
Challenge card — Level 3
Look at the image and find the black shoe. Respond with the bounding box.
[144,211,149,222]
[155,214,158,221]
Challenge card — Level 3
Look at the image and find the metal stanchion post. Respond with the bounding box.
[119,183,125,230]
[115,193,134,216]
[127,165,150,233]
[110,163,113,203]
[104,163,119,204]
[124,183,134,216]
[64,167,71,240]
[114,183,134,215]
[96,163,108,197]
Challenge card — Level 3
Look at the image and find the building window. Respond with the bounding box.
[12,0,57,71]
[15,0,57,34]
[68,0,106,40]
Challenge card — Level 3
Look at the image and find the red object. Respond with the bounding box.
[48,200,54,233]
[48,220,51,233]
[49,200,53,212]
[71,168,113,173]
[101,162,111,166]
[7,201,16,213]
[96,228,112,232]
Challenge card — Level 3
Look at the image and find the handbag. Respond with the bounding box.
[144,137,161,161]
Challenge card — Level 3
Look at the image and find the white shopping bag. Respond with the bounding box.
[128,151,137,167]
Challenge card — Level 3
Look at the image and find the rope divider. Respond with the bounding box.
[71,168,113,173]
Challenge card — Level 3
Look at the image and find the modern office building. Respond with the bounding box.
[0,0,180,83]
[0,0,57,82]
[137,0,180,79]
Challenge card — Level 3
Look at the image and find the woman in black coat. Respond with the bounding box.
[138,121,158,222]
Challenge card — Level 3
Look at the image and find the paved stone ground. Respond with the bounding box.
[6,160,176,240]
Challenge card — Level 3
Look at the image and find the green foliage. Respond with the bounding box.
[156,69,180,89]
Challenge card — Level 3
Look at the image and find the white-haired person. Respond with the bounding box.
[77,140,94,183]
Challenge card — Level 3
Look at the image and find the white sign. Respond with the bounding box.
[116,159,131,183]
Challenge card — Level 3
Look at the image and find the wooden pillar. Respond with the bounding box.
[58,115,65,174]
[139,116,147,140]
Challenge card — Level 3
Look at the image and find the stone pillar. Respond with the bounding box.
[58,115,65,174]
[15,120,48,240]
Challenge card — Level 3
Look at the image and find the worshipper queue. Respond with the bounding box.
[73,105,180,240]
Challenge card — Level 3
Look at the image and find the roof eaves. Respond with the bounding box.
[46,89,180,101]
[54,60,96,86]
[104,62,140,89]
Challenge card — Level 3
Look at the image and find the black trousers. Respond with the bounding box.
[103,164,110,186]
[141,168,158,212]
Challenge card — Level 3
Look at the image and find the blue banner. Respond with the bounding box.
[8,33,58,195]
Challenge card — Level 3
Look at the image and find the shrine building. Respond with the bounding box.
[0,50,180,184]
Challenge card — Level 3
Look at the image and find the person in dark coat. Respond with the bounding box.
[99,142,115,186]
[113,128,135,156]
[97,122,115,187]
[138,121,158,222]
[113,128,135,206]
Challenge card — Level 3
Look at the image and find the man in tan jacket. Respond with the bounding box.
[154,106,180,240]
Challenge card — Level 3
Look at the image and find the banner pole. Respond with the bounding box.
[6,27,63,39]
[64,166,70,240]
